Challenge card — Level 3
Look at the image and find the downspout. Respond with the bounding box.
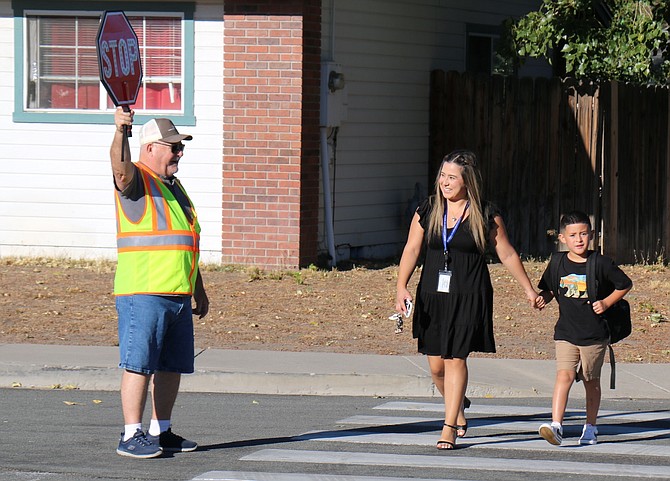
[320,127,337,267]
[320,0,337,267]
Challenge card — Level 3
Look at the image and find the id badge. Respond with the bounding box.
[437,270,452,293]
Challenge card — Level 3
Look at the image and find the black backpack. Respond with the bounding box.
[548,251,631,388]
[585,252,632,344]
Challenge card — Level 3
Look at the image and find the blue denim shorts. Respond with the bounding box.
[116,294,194,374]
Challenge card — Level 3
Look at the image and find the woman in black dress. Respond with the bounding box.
[395,150,541,450]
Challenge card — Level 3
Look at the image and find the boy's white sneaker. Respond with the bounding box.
[539,422,563,445]
[579,423,598,445]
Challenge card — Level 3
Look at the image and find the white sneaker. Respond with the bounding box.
[579,423,598,445]
[539,422,563,445]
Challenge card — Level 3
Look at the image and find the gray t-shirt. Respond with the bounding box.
[116,163,194,223]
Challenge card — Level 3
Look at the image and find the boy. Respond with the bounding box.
[535,211,632,446]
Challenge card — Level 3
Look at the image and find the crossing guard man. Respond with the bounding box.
[110,107,209,458]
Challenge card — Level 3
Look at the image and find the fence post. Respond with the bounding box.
[603,81,619,259]
[589,83,605,253]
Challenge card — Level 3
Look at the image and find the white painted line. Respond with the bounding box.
[310,430,670,457]
[374,402,670,423]
[337,415,439,426]
[241,449,670,478]
[374,401,551,415]
[336,415,670,436]
[192,471,467,481]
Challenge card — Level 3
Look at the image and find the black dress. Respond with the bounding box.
[412,198,496,358]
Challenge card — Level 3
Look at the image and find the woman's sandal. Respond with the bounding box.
[457,396,470,437]
[456,421,468,438]
[436,423,458,450]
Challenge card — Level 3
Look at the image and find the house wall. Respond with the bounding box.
[222,0,321,268]
[0,0,549,268]
[0,1,224,263]
[320,0,546,260]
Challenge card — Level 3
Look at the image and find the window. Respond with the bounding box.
[466,34,494,75]
[26,13,182,112]
[466,24,514,76]
[13,2,194,124]
[25,15,100,110]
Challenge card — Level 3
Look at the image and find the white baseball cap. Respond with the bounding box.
[139,118,193,145]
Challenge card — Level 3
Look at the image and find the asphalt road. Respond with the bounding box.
[1,389,668,481]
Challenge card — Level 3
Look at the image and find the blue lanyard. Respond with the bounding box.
[442,201,470,257]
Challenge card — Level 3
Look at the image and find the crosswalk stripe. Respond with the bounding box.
[306,430,670,457]
[374,402,670,423]
[192,471,468,481]
[193,402,669,480]
[336,414,670,437]
[241,449,670,478]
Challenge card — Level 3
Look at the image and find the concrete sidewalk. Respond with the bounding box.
[0,343,668,399]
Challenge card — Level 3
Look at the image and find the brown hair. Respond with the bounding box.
[426,150,488,253]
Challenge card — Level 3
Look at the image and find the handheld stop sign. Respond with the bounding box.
[96,10,142,154]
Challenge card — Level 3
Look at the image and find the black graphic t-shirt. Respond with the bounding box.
[552,256,606,344]
[539,252,633,345]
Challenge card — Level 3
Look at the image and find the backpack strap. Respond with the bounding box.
[585,251,599,305]
[608,344,616,389]
[548,252,567,295]
[587,251,617,389]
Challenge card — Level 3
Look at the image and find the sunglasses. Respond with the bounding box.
[154,141,185,154]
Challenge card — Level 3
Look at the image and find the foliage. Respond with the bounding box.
[499,0,670,84]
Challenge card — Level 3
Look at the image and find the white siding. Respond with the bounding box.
[0,1,223,263]
[320,0,546,259]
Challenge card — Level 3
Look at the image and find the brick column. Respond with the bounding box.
[222,0,321,269]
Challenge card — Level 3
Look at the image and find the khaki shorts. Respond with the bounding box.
[555,340,608,382]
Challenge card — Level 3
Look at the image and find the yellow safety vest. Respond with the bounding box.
[114,162,200,296]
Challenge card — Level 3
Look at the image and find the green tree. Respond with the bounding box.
[499,0,670,84]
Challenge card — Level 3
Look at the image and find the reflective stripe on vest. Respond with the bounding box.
[114,162,200,296]
[117,234,196,250]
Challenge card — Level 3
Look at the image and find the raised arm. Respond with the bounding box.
[110,107,136,192]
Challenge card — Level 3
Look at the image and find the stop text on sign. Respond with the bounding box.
[96,10,142,107]
[99,37,139,80]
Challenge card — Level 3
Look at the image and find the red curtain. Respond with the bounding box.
[39,15,182,111]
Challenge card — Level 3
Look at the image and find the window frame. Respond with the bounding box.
[12,0,195,125]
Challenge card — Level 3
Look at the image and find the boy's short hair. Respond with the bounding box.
[560,210,591,232]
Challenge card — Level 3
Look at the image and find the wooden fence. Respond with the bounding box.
[429,70,670,264]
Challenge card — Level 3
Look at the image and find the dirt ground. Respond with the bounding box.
[1,257,668,364]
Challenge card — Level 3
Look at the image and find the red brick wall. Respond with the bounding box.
[222,0,321,269]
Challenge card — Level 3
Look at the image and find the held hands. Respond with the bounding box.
[525,289,545,310]
[533,290,553,310]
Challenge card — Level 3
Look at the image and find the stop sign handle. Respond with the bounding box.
[122,102,132,139]
[121,105,131,163]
